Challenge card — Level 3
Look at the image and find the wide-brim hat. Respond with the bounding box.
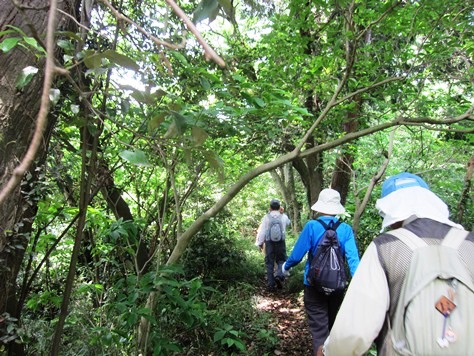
[311,188,345,215]
[381,172,429,198]
[376,173,462,231]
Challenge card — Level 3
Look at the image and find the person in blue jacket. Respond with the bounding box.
[282,188,360,355]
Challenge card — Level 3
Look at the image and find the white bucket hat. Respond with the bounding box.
[376,172,462,231]
[311,188,346,215]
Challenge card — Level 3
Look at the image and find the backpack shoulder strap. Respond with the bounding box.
[442,227,469,249]
[386,228,428,251]
[332,220,342,230]
[316,219,342,230]
[316,219,329,230]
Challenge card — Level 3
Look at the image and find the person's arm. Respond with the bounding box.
[324,242,389,355]
[284,222,313,270]
[255,215,267,247]
[342,226,360,276]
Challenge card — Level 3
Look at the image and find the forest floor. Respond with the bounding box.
[255,283,313,355]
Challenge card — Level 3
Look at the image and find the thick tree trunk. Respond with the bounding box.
[0,0,79,345]
[0,0,49,319]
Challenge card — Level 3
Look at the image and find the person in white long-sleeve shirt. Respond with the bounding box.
[256,199,291,290]
[320,172,473,356]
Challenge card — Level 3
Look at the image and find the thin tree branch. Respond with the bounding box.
[100,0,185,50]
[164,0,226,67]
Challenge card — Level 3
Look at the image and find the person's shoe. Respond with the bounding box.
[275,276,283,289]
[267,285,277,292]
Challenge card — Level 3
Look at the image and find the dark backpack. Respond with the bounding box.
[306,219,347,295]
[265,213,284,242]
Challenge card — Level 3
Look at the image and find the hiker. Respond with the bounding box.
[319,172,474,355]
[256,199,291,291]
[282,188,360,355]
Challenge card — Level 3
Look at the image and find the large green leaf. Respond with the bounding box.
[119,150,151,166]
[191,126,208,146]
[192,0,219,24]
[103,50,140,71]
[0,37,20,53]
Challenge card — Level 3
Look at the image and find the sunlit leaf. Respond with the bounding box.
[16,66,38,89]
[57,39,74,51]
[119,150,151,166]
[49,88,60,104]
[23,36,46,54]
[103,49,140,71]
[70,104,80,114]
[0,37,20,53]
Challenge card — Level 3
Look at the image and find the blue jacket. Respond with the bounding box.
[284,216,360,286]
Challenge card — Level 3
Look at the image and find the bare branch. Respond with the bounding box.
[164,0,226,67]
[352,128,397,234]
[100,0,185,50]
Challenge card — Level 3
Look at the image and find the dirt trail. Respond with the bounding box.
[255,287,313,355]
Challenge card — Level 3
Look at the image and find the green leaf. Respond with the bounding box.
[170,111,187,134]
[213,330,226,342]
[16,66,38,89]
[83,52,104,69]
[254,97,265,108]
[119,150,151,166]
[191,126,208,146]
[57,39,74,51]
[148,112,167,133]
[5,25,27,36]
[199,77,211,90]
[23,36,46,54]
[0,37,21,53]
[103,49,140,71]
[193,0,219,24]
[217,0,232,17]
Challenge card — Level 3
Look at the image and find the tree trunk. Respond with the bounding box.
[0,0,79,349]
[456,155,474,226]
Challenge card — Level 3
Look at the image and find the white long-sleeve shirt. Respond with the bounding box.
[255,211,291,246]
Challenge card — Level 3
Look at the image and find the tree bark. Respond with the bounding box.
[456,155,474,225]
[0,0,79,349]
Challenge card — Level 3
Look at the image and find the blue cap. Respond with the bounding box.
[381,172,430,198]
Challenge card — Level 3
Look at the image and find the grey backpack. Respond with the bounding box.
[265,213,284,242]
[384,227,474,356]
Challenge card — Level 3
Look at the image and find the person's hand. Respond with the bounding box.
[316,345,324,356]
[282,263,290,277]
[279,207,285,213]
[258,244,263,252]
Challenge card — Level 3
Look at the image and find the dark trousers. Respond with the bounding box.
[264,240,286,288]
[304,285,344,354]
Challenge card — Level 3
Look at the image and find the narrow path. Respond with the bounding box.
[255,287,313,355]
